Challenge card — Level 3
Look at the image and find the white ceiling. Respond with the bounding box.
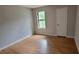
[20,5,46,8]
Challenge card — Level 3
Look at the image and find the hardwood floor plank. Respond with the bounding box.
[0,35,78,54]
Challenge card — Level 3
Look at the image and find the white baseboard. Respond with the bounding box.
[48,34,74,38]
[44,34,57,36]
[36,33,74,38]
[66,36,74,38]
[74,36,79,53]
[0,35,32,51]
[36,33,57,36]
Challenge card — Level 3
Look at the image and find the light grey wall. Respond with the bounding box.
[75,5,79,52]
[33,6,56,35]
[0,6,33,48]
[67,6,77,37]
[32,5,76,36]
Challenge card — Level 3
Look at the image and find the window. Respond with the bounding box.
[37,11,46,29]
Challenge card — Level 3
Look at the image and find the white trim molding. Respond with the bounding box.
[66,36,74,38]
[0,35,32,51]
[75,36,79,53]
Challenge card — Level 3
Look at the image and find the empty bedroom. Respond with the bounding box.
[0,5,79,54]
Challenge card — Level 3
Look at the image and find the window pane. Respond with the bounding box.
[38,20,46,28]
[38,11,45,20]
[37,11,46,29]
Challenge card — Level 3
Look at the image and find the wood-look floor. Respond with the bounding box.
[0,35,78,54]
